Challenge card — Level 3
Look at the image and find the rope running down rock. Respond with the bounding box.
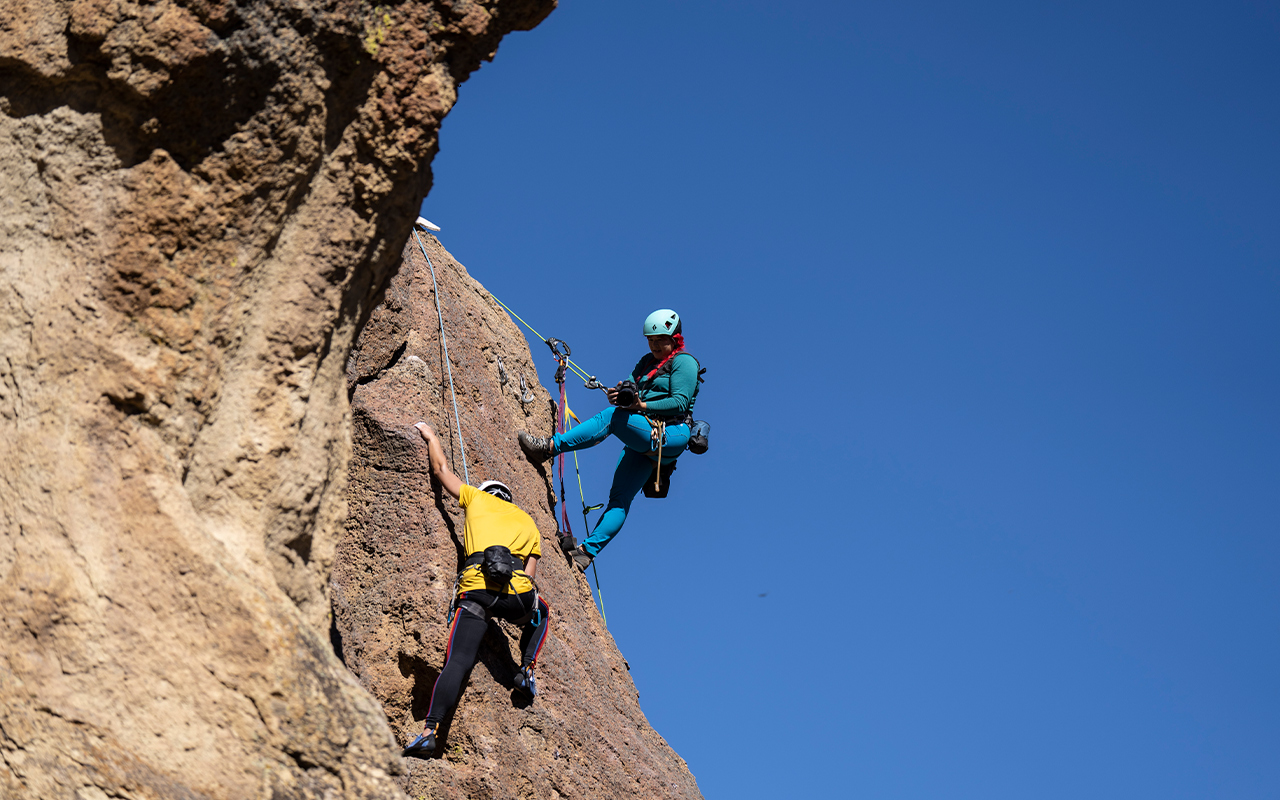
[414,230,469,485]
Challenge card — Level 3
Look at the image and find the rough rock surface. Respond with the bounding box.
[0,1,556,798]
[337,234,703,800]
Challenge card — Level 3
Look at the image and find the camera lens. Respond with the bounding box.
[614,381,637,407]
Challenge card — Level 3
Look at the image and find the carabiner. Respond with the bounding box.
[544,337,571,359]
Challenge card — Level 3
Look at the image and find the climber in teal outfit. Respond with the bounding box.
[519,309,701,571]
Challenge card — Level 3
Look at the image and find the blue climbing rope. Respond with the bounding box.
[414,229,469,485]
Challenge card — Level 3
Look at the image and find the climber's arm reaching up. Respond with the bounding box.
[414,422,463,499]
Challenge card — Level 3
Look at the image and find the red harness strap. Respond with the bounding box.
[642,333,686,381]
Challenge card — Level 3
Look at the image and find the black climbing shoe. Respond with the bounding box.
[518,431,554,462]
[568,547,593,573]
[514,666,537,698]
[558,532,579,553]
[402,729,436,759]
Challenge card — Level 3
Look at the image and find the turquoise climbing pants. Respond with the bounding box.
[552,407,689,557]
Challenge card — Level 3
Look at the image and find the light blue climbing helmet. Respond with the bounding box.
[642,309,681,336]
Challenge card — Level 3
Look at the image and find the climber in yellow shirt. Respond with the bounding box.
[402,422,550,759]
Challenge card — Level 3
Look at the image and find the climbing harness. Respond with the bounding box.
[446,550,539,623]
[413,229,469,484]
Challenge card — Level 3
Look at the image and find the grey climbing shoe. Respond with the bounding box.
[402,728,436,759]
[569,547,593,573]
[514,665,537,698]
[518,431,554,462]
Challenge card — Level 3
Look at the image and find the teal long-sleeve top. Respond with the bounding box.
[631,352,699,417]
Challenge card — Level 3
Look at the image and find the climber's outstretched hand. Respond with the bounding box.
[414,422,462,499]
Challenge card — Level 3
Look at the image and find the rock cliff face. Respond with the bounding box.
[0,1,558,798]
[337,233,702,799]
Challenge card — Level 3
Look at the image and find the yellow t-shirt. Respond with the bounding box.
[456,484,542,595]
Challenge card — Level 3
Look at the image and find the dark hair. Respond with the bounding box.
[644,333,686,380]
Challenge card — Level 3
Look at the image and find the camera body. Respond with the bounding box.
[613,380,638,407]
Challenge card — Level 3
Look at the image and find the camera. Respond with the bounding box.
[612,380,638,407]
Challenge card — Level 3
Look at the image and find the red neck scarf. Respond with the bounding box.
[643,333,686,380]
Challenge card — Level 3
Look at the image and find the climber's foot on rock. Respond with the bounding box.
[518,431,554,463]
[402,728,436,759]
[568,547,593,573]
[514,665,537,698]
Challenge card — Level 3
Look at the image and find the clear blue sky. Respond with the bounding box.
[419,1,1279,797]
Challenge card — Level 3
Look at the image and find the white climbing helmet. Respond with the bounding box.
[477,480,512,503]
[642,309,681,337]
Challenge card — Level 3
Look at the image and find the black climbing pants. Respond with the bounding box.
[424,589,550,728]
